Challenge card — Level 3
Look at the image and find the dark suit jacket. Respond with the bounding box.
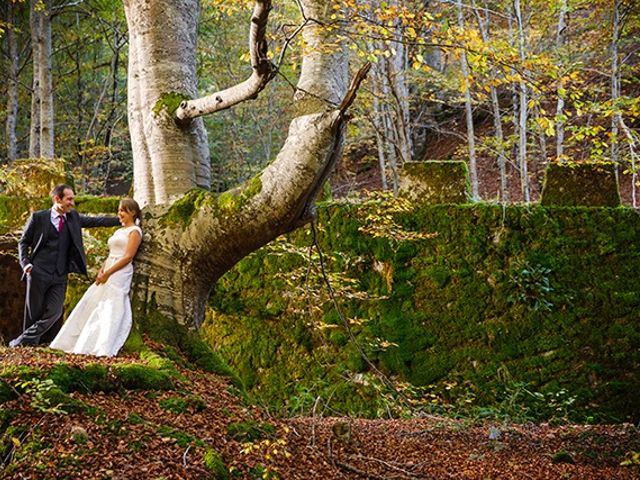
[18,209,120,276]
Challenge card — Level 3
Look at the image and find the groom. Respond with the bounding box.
[9,184,120,347]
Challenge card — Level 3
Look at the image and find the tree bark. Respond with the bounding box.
[128,0,355,329]
[123,0,210,207]
[175,0,275,121]
[611,0,621,166]
[473,0,507,201]
[5,1,19,162]
[38,0,54,159]
[457,0,478,200]
[514,0,530,202]
[29,0,41,159]
[555,0,568,161]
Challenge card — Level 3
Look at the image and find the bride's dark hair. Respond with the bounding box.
[119,198,142,226]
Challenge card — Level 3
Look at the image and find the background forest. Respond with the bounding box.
[1,0,639,203]
[1,2,640,477]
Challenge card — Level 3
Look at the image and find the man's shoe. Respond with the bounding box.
[8,338,21,348]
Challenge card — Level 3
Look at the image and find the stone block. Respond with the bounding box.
[400,160,472,204]
[540,162,621,207]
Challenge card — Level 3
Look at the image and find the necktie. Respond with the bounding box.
[58,215,65,232]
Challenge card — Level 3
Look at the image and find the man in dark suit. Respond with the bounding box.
[9,184,120,347]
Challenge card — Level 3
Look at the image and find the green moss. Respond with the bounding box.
[159,394,206,414]
[156,425,205,448]
[203,202,640,422]
[162,188,209,226]
[112,364,174,390]
[540,162,621,206]
[218,174,263,215]
[226,421,276,442]
[132,294,242,389]
[153,91,191,117]
[47,363,112,393]
[203,448,229,479]
[401,161,472,204]
[551,450,576,464]
[74,196,121,214]
[0,195,49,233]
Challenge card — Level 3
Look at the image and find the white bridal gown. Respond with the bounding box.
[50,225,142,357]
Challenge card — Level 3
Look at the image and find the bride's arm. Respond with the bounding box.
[96,230,142,284]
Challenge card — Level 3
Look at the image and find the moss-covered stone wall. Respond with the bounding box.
[202,201,640,422]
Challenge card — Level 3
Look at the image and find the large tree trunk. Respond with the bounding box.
[123,0,210,207]
[127,0,352,329]
[5,1,19,161]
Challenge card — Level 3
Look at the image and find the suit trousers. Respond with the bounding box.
[18,267,67,345]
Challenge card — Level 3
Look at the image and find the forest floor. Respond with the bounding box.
[1,347,639,480]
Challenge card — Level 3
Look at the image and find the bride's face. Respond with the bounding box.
[118,206,135,226]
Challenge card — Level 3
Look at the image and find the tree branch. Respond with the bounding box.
[338,62,371,114]
[176,0,275,121]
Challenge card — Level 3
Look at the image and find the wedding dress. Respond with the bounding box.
[50,225,142,357]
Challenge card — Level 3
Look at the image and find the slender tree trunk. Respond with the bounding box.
[382,100,400,194]
[385,31,413,166]
[5,1,19,161]
[74,11,87,191]
[508,11,519,194]
[372,61,400,194]
[457,0,478,199]
[372,96,389,190]
[514,0,530,202]
[38,0,54,159]
[103,26,124,193]
[555,0,568,161]
[473,0,508,201]
[29,0,41,158]
[611,0,621,167]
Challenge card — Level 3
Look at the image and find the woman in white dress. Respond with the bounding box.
[50,198,143,357]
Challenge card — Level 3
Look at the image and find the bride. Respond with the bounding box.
[50,198,143,357]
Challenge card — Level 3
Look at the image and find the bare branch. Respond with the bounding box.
[338,62,371,114]
[176,0,276,121]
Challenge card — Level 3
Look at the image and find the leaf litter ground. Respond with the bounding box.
[0,348,638,479]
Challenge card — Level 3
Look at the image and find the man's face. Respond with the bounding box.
[54,188,75,214]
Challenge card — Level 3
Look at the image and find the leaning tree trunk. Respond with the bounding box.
[125,0,353,330]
